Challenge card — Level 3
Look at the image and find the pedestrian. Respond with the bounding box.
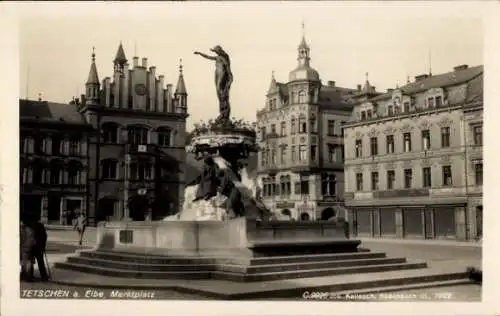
[72,209,87,246]
[217,169,245,218]
[20,214,49,282]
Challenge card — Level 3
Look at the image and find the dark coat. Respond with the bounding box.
[195,163,219,200]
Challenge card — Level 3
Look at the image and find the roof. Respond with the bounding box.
[86,59,100,85]
[114,42,128,64]
[318,85,357,110]
[19,99,87,124]
[175,71,187,94]
[371,65,483,102]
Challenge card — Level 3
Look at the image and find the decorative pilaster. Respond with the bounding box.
[40,196,48,223]
[395,208,403,238]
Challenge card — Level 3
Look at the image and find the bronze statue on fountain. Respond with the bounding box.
[192,45,258,179]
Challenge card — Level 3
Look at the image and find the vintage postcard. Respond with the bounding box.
[1,1,499,316]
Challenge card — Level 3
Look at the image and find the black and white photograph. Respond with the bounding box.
[1,1,499,316]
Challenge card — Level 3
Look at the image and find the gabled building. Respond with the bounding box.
[343,64,483,241]
[256,32,378,221]
[19,43,188,225]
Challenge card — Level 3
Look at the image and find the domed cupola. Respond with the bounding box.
[288,24,320,82]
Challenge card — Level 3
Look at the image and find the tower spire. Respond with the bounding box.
[297,21,311,67]
[86,47,100,85]
[428,48,432,76]
[175,58,187,95]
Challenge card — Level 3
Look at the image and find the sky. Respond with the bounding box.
[18,2,483,130]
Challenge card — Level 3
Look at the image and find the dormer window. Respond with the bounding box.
[361,111,367,121]
[435,96,442,107]
[388,105,394,116]
[403,102,410,113]
[367,109,373,119]
[428,97,434,108]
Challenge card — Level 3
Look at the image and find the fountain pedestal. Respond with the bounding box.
[96,217,357,258]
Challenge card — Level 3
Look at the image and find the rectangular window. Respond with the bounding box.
[441,127,450,148]
[428,97,434,108]
[403,102,410,113]
[442,165,452,186]
[475,162,483,185]
[422,167,432,188]
[291,146,296,162]
[473,125,482,146]
[260,152,266,167]
[387,170,395,190]
[361,111,366,120]
[404,169,413,189]
[271,124,276,134]
[371,172,379,191]
[299,145,307,161]
[367,109,373,119]
[280,147,286,164]
[403,132,412,152]
[388,105,394,116]
[327,120,335,135]
[340,121,346,136]
[355,139,363,158]
[435,96,442,107]
[69,138,80,156]
[310,145,317,161]
[386,135,394,154]
[300,179,310,195]
[421,130,431,150]
[370,137,378,156]
[261,127,266,141]
[328,144,335,162]
[280,122,286,136]
[356,173,363,191]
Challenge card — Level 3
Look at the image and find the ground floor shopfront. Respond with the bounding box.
[21,192,87,225]
[347,201,483,241]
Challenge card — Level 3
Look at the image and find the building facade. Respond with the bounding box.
[20,99,94,225]
[256,34,369,221]
[343,65,483,241]
[19,43,188,225]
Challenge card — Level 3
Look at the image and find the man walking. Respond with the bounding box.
[73,210,87,246]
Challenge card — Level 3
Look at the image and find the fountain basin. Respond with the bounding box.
[95,217,358,258]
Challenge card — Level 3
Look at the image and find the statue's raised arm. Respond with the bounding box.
[194,45,233,125]
[193,51,216,61]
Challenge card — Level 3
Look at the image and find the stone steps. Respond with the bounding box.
[55,256,427,282]
[65,255,405,274]
[211,261,428,282]
[77,249,387,266]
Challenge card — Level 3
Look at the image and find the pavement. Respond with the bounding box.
[26,227,481,301]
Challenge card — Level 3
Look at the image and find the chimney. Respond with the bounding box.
[414,74,429,82]
[454,64,469,71]
[38,93,42,101]
[133,57,139,68]
[372,86,376,92]
[159,75,165,88]
[142,58,148,68]
[150,66,156,77]
[357,84,362,91]
[327,81,336,87]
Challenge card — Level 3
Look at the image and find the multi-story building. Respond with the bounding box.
[19,43,188,225]
[343,64,483,241]
[20,98,94,225]
[256,34,372,221]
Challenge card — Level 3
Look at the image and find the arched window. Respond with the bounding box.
[298,90,307,104]
[291,117,297,134]
[300,212,310,221]
[157,127,172,147]
[127,125,149,146]
[49,159,64,184]
[101,159,118,180]
[299,114,307,133]
[67,160,83,185]
[102,123,120,144]
[310,115,317,133]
